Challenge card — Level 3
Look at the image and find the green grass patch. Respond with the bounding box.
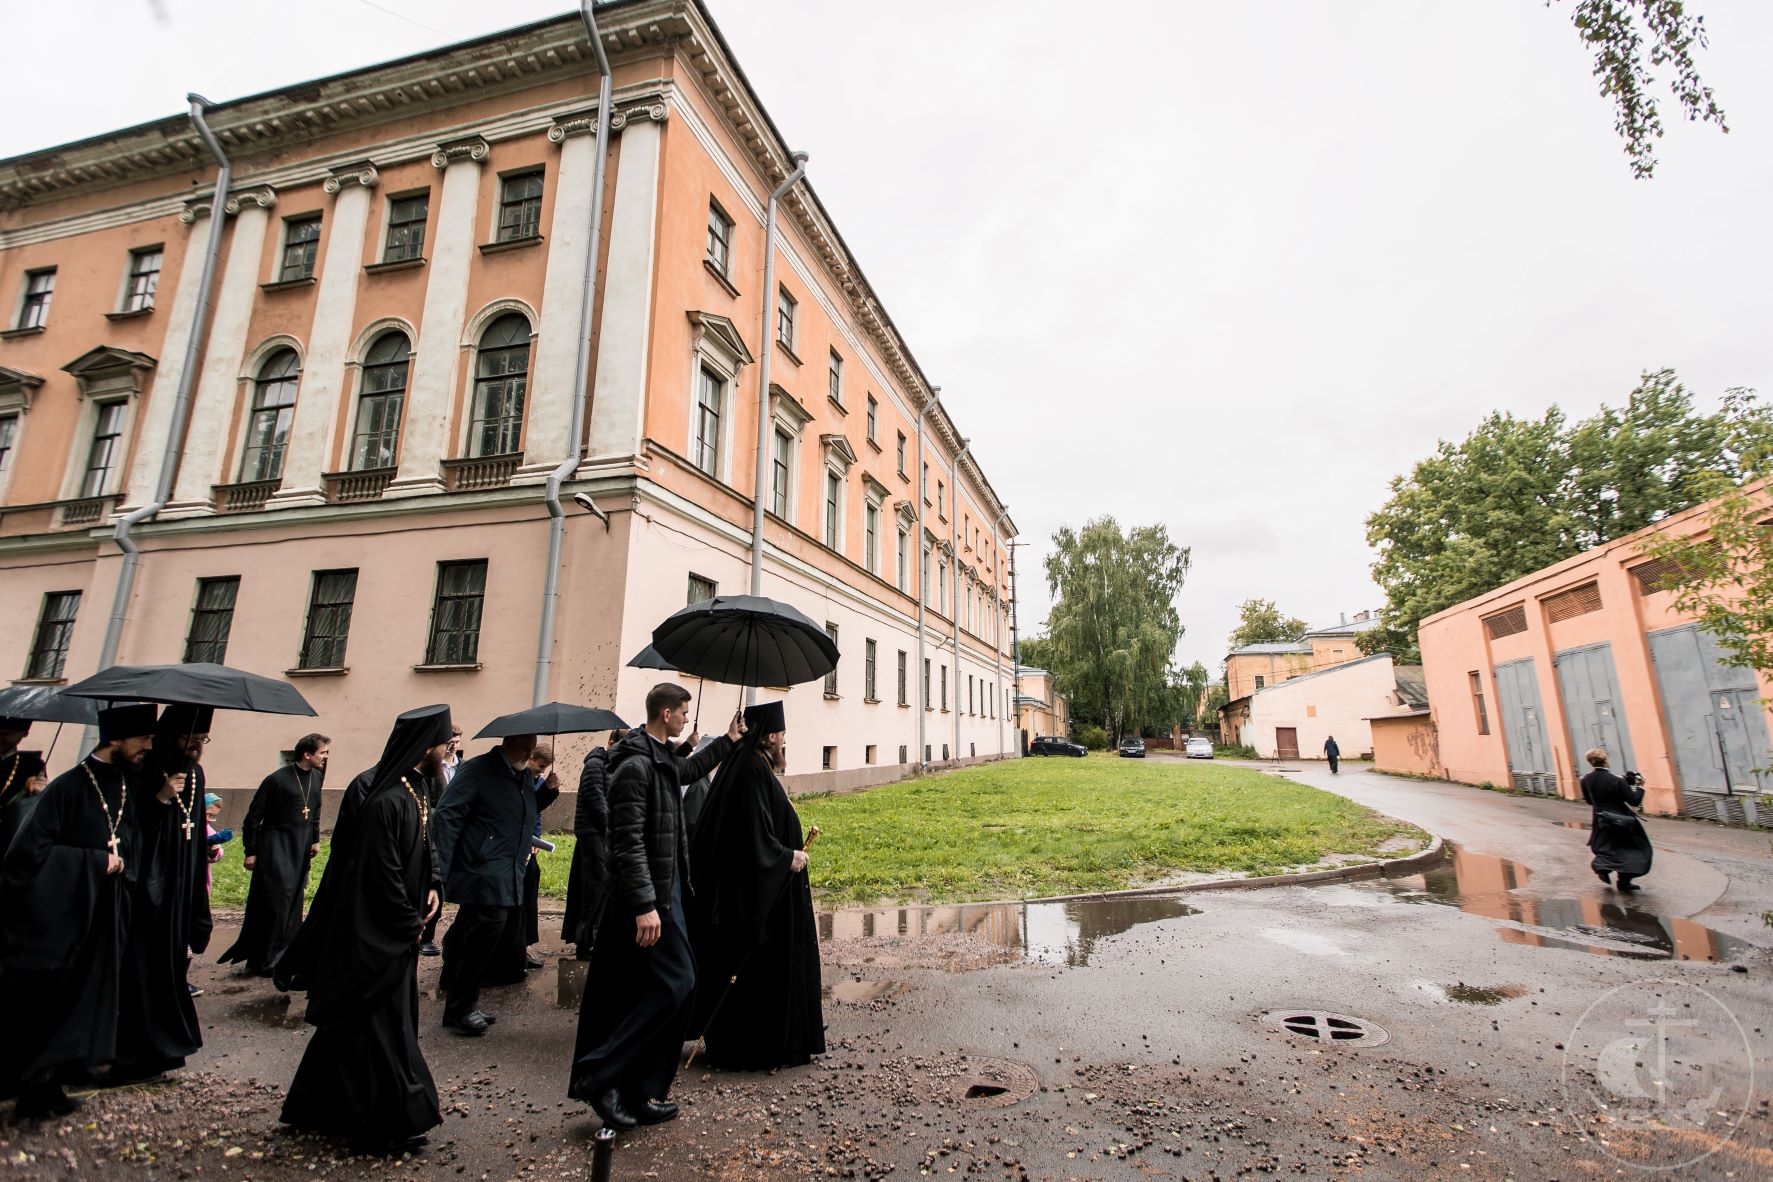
[206,755,1423,912]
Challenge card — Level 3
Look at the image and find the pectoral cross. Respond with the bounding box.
[182,816,195,840]
[108,834,120,856]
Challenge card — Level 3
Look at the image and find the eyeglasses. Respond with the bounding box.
[186,735,211,745]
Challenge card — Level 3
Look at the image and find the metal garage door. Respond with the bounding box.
[1647,624,1773,826]
[1554,642,1637,778]
[1493,658,1556,794]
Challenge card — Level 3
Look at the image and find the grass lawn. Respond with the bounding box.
[206,755,1423,911]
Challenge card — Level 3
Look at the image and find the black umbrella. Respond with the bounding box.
[474,702,627,739]
[62,662,317,717]
[650,595,838,687]
[0,685,100,725]
[626,644,680,672]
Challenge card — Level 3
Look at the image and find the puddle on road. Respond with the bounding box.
[1357,846,1750,962]
[818,895,1202,969]
[231,993,305,1029]
[824,978,913,1004]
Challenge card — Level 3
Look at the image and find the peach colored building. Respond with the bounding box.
[0,0,1017,798]
[1418,496,1773,823]
[1012,666,1070,750]
[1241,653,1422,760]
[1221,610,1379,703]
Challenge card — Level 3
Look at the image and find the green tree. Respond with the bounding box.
[1172,661,1211,729]
[1366,370,1734,655]
[1227,599,1308,651]
[1042,517,1191,743]
[1558,0,1729,179]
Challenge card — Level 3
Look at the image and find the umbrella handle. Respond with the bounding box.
[44,723,63,766]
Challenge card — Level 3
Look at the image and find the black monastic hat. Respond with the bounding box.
[98,703,159,743]
[743,700,786,735]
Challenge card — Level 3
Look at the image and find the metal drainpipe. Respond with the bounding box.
[1009,541,1022,753]
[744,150,808,701]
[948,438,970,764]
[532,0,613,707]
[914,389,937,768]
[95,94,232,676]
[992,505,1010,757]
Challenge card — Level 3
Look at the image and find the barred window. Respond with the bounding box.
[1483,605,1528,640]
[124,248,162,312]
[25,592,80,681]
[469,315,530,458]
[352,332,409,470]
[426,560,488,666]
[279,216,321,282]
[183,577,240,664]
[299,569,358,669]
[384,194,429,262]
[687,573,717,605]
[242,349,299,481]
[497,172,544,243]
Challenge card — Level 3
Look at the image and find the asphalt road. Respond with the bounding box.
[3,761,1768,1180]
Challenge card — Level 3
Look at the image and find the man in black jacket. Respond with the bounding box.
[568,685,741,1130]
[430,733,538,1036]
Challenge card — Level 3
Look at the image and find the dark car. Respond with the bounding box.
[1118,736,1146,758]
[1029,735,1087,757]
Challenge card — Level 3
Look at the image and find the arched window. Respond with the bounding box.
[351,331,410,470]
[241,348,299,481]
[468,313,530,458]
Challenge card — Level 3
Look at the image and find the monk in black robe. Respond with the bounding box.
[0,704,157,1118]
[219,732,328,975]
[112,705,215,1082]
[561,730,622,959]
[0,717,49,855]
[1580,748,1653,891]
[687,700,825,1070]
[276,704,452,1155]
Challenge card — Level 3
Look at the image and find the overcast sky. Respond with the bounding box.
[7,1,1769,673]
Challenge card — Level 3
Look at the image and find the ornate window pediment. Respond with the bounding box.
[893,498,917,527]
[769,383,813,435]
[687,310,753,372]
[861,471,891,502]
[821,432,858,473]
[0,365,45,414]
[61,347,156,399]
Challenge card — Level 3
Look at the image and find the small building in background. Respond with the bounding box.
[1243,653,1422,761]
[1014,666,1070,749]
[1418,496,1773,824]
[1220,609,1382,743]
[1368,665,1442,778]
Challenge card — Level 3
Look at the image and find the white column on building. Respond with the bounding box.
[392,135,487,493]
[585,100,667,465]
[522,111,600,476]
[268,161,377,506]
[167,185,276,512]
[119,194,220,512]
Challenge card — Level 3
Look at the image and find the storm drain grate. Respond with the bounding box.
[1266,1010,1390,1047]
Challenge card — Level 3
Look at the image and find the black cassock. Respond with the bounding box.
[0,756,132,1094]
[686,749,825,1070]
[561,746,610,953]
[0,748,48,856]
[218,764,322,974]
[113,748,212,1078]
[1581,767,1654,879]
[276,706,448,1147]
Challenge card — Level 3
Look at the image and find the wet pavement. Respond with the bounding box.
[3,762,1769,1180]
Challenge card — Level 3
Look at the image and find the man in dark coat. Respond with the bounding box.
[1323,735,1341,774]
[276,704,452,1154]
[112,705,215,1083]
[0,704,157,1118]
[218,733,328,976]
[487,745,559,983]
[686,701,824,1070]
[568,685,740,1130]
[0,717,48,855]
[1580,748,1653,891]
[562,730,623,959]
[430,733,539,1035]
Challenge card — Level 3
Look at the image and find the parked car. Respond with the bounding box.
[1185,737,1215,759]
[1029,735,1087,757]
[1118,736,1146,758]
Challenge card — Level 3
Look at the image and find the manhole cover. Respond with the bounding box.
[1265,1010,1390,1047]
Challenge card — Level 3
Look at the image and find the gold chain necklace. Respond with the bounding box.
[82,759,124,859]
[295,765,313,821]
[1,752,18,800]
[400,775,428,845]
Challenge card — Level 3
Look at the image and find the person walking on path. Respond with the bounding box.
[562,730,622,960]
[219,734,327,976]
[430,733,539,1036]
[0,717,48,855]
[276,704,452,1155]
[1323,735,1341,775]
[567,685,742,1131]
[417,726,462,957]
[490,743,559,980]
[1579,748,1653,892]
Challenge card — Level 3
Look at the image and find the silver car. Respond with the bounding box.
[1184,737,1214,759]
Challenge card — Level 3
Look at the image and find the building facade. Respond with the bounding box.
[1418,496,1773,824]
[1242,653,1422,761]
[0,0,1017,795]
[1012,666,1070,749]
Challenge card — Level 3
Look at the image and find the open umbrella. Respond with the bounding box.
[62,662,317,716]
[474,702,627,739]
[650,595,838,688]
[626,644,680,672]
[0,685,101,725]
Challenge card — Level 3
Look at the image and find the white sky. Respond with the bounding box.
[7,1,1769,674]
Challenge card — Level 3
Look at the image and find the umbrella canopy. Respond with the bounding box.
[474,702,627,739]
[625,644,681,672]
[650,594,839,687]
[62,662,317,717]
[0,685,101,725]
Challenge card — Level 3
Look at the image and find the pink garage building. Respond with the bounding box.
[0,0,1018,800]
[1417,497,1773,824]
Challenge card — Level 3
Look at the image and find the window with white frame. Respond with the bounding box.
[497,171,544,242]
[823,470,841,549]
[897,649,908,705]
[866,395,877,444]
[864,499,880,575]
[938,557,948,615]
[80,402,127,497]
[17,269,54,330]
[706,200,733,277]
[384,193,429,262]
[0,414,17,482]
[896,431,907,476]
[279,216,321,282]
[123,247,162,312]
[823,622,840,696]
[241,349,299,481]
[828,349,843,406]
[920,545,930,606]
[864,638,878,700]
[693,365,724,476]
[776,286,797,352]
[896,523,909,591]
[350,331,410,470]
[770,428,792,517]
[469,314,530,458]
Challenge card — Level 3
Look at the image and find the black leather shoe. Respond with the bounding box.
[524,954,544,970]
[419,943,440,957]
[589,1089,637,1131]
[1594,869,1613,885]
[629,1098,678,1125]
[442,1011,489,1036]
[13,1084,80,1120]
[351,1132,428,1156]
[470,1009,497,1026]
